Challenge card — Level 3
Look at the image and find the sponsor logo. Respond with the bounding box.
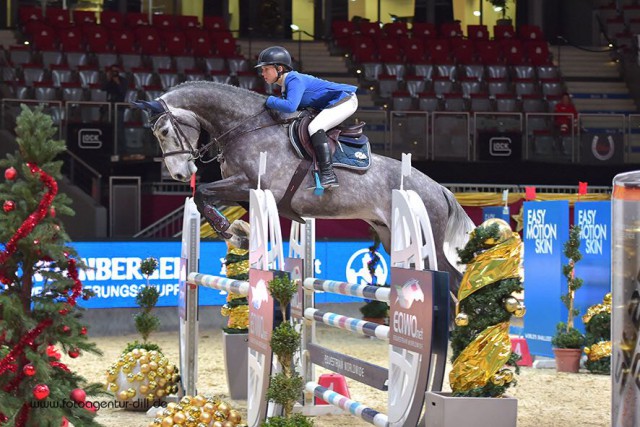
[489,137,512,156]
[591,135,615,161]
[345,248,388,285]
[395,279,425,309]
[78,129,103,149]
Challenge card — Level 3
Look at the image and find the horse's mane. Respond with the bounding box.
[166,80,292,122]
[167,80,268,101]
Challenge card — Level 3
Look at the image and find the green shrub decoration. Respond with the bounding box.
[263,274,312,426]
[552,225,586,349]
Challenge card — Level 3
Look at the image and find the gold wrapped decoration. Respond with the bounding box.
[450,322,512,393]
[220,304,249,330]
[582,293,612,324]
[457,235,522,303]
[107,348,180,407]
[513,304,526,318]
[584,341,612,361]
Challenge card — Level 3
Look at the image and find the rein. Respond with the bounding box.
[155,98,295,163]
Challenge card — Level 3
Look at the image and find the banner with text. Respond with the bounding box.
[523,201,569,357]
[482,206,511,223]
[36,241,391,309]
[574,201,611,331]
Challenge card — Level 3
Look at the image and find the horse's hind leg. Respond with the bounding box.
[193,174,252,237]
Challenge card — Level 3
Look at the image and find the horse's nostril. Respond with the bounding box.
[162,129,169,137]
[175,173,185,181]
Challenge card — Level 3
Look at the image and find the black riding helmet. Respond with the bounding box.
[254,46,293,70]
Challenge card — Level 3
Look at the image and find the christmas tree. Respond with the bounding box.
[450,218,523,397]
[0,105,103,426]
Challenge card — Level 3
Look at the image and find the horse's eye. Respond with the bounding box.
[161,128,169,137]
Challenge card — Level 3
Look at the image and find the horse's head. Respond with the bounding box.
[132,99,200,182]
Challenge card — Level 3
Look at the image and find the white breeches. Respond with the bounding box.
[308,93,359,136]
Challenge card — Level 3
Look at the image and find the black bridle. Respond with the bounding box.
[153,98,294,164]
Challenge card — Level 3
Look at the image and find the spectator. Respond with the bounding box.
[101,64,128,103]
[101,64,128,148]
[554,92,578,135]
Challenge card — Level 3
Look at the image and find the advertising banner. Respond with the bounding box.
[42,241,390,309]
[482,206,511,223]
[523,201,569,357]
[580,132,624,164]
[573,201,611,331]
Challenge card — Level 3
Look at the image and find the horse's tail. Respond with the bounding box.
[442,186,475,274]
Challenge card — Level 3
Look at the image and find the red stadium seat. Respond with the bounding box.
[111,30,138,54]
[153,14,175,30]
[45,7,72,29]
[163,32,188,56]
[100,10,125,30]
[519,24,544,41]
[467,25,489,40]
[73,10,97,26]
[84,25,111,53]
[31,26,58,51]
[439,21,463,38]
[59,28,84,52]
[187,29,213,56]
[203,16,228,32]
[332,20,355,48]
[176,15,200,30]
[493,25,515,40]
[126,12,150,28]
[411,22,437,41]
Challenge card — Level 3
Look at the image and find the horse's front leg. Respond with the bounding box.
[193,174,252,238]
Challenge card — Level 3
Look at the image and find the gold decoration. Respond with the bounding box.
[455,312,469,327]
[584,341,612,361]
[504,297,519,313]
[221,304,250,329]
[457,234,522,303]
[582,293,612,324]
[513,304,526,318]
[480,218,513,246]
[449,322,512,392]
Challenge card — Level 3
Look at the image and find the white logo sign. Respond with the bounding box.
[345,249,388,285]
[251,279,270,309]
[395,279,425,309]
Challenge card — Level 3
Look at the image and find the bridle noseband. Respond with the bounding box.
[152,98,295,164]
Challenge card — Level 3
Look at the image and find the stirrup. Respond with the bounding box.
[308,170,325,196]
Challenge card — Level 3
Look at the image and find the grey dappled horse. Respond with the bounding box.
[134,81,475,295]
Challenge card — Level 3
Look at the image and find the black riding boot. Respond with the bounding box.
[311,130,338,188]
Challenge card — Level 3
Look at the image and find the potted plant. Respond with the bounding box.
[551,225,586,373]
[489,0,512,26]
[220,220,251,400]
[263,275,313,427]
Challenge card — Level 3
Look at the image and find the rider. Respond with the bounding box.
[256,46,359,189]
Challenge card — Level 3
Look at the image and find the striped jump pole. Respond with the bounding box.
[188,272,250,296]
[305,382,389,427]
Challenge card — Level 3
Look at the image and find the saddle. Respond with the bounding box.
[278,110,372,223]
[288,110,371,171]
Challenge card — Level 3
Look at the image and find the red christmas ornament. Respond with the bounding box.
[84,401,97,413]
[68,349,80,358]
[46,345,61,360]
[33,384,50,400]
[3,201,15,213]
[60,417,69,427]
[22,364,36,376]
[49,207,56,217]
[33,239,39,246]
[80,326,87,335]
[4,167,16,181]
[70,388,86,403]
[61,325,71,334]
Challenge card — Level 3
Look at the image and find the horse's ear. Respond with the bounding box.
[130,100,164,115]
